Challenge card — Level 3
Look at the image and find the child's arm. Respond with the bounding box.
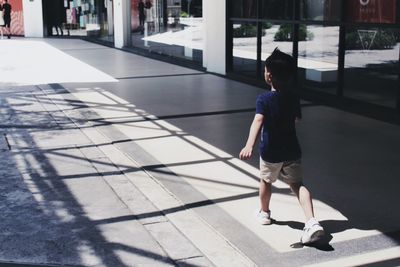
[239,114,264,160]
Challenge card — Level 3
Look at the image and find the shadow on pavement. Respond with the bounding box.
[0,87,178,266]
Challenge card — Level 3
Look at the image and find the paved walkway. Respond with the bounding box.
[0,38,400,267]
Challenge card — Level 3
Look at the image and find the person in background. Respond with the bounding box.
[144,0,154,33]
[138,0,145,34]
[0,3,5,39]
[1,0,11,39]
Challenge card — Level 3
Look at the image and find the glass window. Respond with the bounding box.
[232,0,257,18]
[131,0,203,65]
[262,0,294,20]
[261,23,293,83]
[261,23,293,59]
[43,0,114,41]
[232,22,258,77]
[344,27,400,108]
[298,25,339,94]
[345,0,397,24]
[300,0,341,21]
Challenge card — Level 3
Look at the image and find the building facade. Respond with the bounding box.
[227,0,400,114]
[20,0,400,115]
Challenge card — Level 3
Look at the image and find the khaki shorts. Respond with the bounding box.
[260,158,303,184]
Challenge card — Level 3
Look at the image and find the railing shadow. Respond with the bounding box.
[0,87,190,266]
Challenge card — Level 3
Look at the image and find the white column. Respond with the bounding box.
[203,0,226,74]
[113,0,131,48]
[22,0,44,37]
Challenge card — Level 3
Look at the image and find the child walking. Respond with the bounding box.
[239,48,325,244]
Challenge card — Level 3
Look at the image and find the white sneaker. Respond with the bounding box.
[301,218,325,244]
[256,210,272,225]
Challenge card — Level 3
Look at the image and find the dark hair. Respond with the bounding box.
[264,48,296,88]
[145,0,152,8]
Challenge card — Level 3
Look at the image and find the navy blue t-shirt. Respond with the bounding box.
[256,90,302,163]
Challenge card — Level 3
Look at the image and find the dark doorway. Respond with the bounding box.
[42,0,66,37]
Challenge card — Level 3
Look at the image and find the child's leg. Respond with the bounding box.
[259,159,282,212]
[289,182,314,221]
[282,162,324,243]
[259,179,272,212]
[290,182,325,244]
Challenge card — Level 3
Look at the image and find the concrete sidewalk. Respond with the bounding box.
[1,38,400,267]
[0,84,235,266]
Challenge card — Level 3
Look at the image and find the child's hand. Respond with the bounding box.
[239,146,253,160]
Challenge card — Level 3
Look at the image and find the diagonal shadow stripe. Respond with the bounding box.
[116,72,207,80]
[92,191,259,226]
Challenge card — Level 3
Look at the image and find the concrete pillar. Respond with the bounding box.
[22,0,44,37]
[203,0,226,74]
[113,0,131,48]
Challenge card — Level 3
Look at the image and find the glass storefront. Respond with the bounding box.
[130,0,203,65]
[42,0,114,43]
[344,27,399,108]
[228,0,400,112]
[232,22,258,77]
[298,25,339,95]
[261,23,293,78]
[232,22,295,79]
[262,23,293,57]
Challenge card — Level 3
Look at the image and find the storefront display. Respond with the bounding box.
[130,0,203,65]
[43,0,113,41]
[228,0,400,111]
[65,0,100,32]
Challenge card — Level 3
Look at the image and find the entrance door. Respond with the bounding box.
[42,0,65,37]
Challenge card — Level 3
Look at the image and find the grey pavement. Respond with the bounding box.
[0,38,400,267]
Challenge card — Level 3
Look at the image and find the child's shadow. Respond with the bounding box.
[272,219,352,251]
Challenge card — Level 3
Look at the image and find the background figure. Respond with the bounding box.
[1,0,11,39]
[138,0,145,34]
[45,0,64,36]
[51,15,63,36]
[45,0,55,36]
[0,5,4,39]
[145,0,154,33]
[54,0,64,36]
